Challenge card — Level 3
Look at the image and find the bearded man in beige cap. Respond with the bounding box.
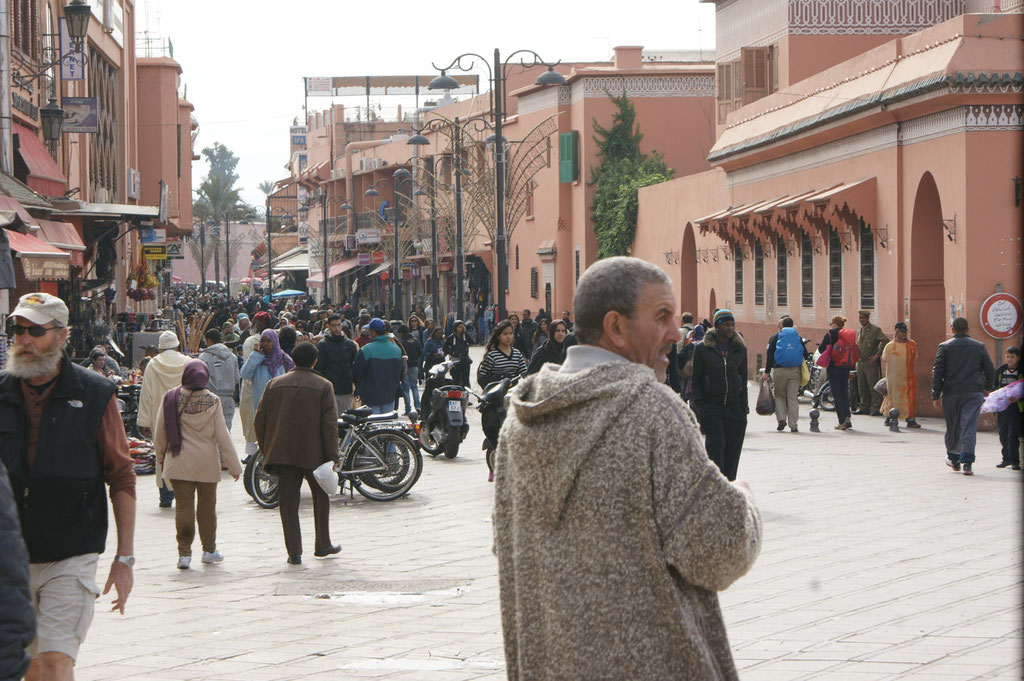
[137,330,189,507]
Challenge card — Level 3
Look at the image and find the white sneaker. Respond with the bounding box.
[177,556,191,569]
[201,551,224,564]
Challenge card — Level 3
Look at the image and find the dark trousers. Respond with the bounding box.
[997,408,1022,466]
[451,359,470,388]
[827,366,852,424]
[942,392,985,464]
[698,403,747,481]
[275,465,332,557]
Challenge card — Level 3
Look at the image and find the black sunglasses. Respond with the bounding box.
[9,324,61,337]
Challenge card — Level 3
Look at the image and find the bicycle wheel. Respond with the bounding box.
[349,429,422,501]
[245,451,279,509]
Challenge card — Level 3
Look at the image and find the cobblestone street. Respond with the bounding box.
[78,350,1022,680]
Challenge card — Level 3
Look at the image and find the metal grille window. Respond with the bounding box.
[734,243,744,304]
[859,220,874,309]
[88,50,120,202]
[754,241,764,305]
[829,228,842,308]
[530,267,538,298]
[776,235,788,307]
[801,233,813,307]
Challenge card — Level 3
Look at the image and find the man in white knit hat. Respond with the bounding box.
[137,330,189,507]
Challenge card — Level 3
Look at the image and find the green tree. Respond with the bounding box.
[590,92,673,258]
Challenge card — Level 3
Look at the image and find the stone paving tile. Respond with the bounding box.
[73,350,1021,679]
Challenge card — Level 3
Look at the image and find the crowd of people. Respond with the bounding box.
[0,271,1019,680]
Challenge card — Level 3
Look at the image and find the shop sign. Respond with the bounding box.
[358,252,371,266]
[371,250,386,264]
[62,98,98,133]
[980,292,1022,340]
[142,244,167,260]
[357,228,381,245]
[59,19,86,81]
[21,256,69,280]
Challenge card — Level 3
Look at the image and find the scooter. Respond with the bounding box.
[418,359,470,459]
[479,375,520,482]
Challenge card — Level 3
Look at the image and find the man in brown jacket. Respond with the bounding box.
[255,342,340,564]
[494,257,762,680]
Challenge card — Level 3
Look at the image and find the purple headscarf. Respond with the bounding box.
[162,359,210,457]
[260,328,294,376]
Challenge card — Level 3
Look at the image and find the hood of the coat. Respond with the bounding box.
[201,343,233,361]
[703,328,745,348]
[508,361,653,521]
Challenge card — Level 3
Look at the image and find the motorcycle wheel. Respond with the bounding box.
[816,383,837,412]
[350,429,422,501]
[419,422,444,457]
[443,429,461,459]
[244,451,280,509]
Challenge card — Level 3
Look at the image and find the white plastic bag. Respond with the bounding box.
[312,461,339,496]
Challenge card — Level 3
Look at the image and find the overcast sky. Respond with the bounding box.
[141,0,717,208]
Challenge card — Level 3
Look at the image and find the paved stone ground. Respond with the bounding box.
[77,347,1022,680]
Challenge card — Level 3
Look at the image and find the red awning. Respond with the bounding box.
[36,218,85,267]
[5,227,70,280]
[13,124,67,198]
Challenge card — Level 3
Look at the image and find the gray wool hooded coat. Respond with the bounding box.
[494,356,762,680]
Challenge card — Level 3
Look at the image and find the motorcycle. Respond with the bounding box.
[813,369,859,412]
[479,374,520,482]
[418,359,470,459]
[243,406,422,508]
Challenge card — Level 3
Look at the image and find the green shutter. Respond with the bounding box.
[559,131,579,183]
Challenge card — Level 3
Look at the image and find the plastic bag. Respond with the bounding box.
[874,377,888,396]
[312,461,339,496]
[755,375,776,415]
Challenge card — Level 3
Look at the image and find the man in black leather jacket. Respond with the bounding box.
[691,310,749,481]
[932,317,996,476]
[0,458,33,681]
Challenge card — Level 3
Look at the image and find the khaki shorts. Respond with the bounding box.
[28,553,100,661]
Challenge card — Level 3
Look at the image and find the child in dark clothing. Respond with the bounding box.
[993,346,1022,470]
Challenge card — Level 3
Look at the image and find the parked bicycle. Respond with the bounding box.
[244,406,422,508]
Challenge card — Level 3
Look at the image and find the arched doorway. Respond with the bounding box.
[681,223,698,317]
[708,288,717,321]
[909,172,946,417]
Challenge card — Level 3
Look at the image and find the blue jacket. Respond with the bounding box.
[240,351,286,410]
[353,335,404,407]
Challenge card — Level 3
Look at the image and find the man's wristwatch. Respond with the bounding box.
[114,555,135,568]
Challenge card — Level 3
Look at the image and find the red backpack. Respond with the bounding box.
[832,327,861,367]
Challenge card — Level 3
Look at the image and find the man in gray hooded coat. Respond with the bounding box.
[494,257,762,680]
[199,328,241,429]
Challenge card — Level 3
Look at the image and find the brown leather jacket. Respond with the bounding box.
[255,368,339,472]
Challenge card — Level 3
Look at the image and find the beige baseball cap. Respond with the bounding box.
[10,292,69,327]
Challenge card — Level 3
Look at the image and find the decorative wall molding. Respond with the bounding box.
[728,104,1023,186]
[569,75,715,104]
[788,0,965,35]
[716,0,788,63]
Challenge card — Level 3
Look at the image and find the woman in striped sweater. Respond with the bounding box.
[477,320,527,389]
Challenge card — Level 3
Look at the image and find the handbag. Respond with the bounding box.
[873,377,888,396]
[800,361,811,387]
[755,375,776,415]
[814,345,832,368]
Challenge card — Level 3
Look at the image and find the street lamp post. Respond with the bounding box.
[430,50,566,322]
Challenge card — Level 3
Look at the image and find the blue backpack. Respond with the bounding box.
[774,327,804,367]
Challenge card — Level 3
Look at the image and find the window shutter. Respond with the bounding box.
[559,131,579,183]
[741,47,769,105]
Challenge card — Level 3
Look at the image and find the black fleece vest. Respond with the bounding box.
[0,359,115,563]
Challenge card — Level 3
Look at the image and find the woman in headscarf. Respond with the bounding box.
[880,322,920,429]
[526,319,569,375]
[154,360,242,569]
[241,329,294,411]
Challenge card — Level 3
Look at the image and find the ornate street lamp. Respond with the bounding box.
[430,49,566,321]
